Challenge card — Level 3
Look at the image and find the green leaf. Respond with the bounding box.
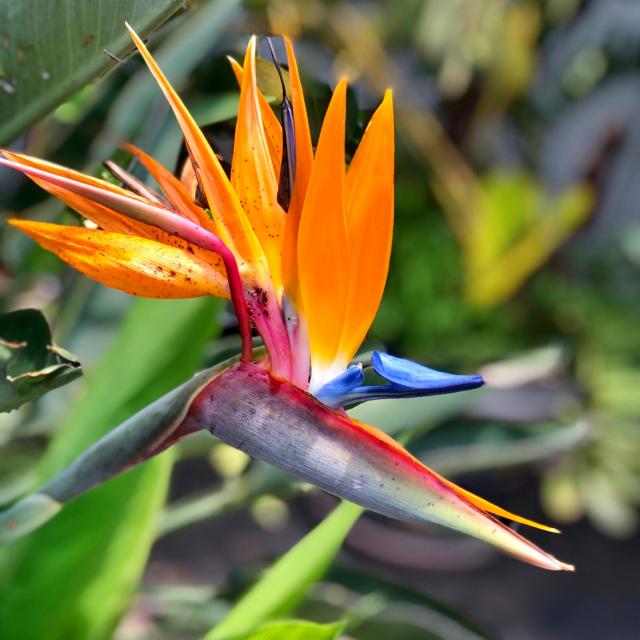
[0,0,186,144]
[0,297,221,640]
[225,620,345,640]
[207,501,363,639]
[0,309,81,413]
[0,359,232,544]
[91,0,241,159]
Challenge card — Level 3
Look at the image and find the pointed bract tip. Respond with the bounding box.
[531,551,574,572]
[125,22,145,49]
[282,34,294,48]
[7,217,26,230]
[244,35,258,60]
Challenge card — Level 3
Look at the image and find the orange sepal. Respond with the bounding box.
[282,35,314,305]
[9,220,229,299]
[179,157,199,200]
[0,152,227,279]
[336,90,395,368]
[1,150,152,236]
[123,143,213,230]
[297,79,349,387]
[125,24,266,275]
[227,56,283,176]
[231,37,285,290]
[450,484,560,533]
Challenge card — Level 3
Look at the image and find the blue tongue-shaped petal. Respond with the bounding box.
[371,351,484,392]
[315,353,484,408]
[315,364,364,407]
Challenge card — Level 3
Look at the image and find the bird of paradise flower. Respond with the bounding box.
[0,25,572,572]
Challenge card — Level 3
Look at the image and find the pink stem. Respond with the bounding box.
[249,292,292,379]
[215,248,253,363]
[0,157,253,363]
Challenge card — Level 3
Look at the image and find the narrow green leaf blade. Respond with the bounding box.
[207,501,363,639]
[225,620,345,640]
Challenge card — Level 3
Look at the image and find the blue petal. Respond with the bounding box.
[370,351,484,392]
[314,354,484,408]
[315,364,364,408]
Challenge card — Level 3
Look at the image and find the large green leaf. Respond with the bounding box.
[0,0,186,144]
[0,296,221,640]
[0,309,81,412]
[207,501,363,639]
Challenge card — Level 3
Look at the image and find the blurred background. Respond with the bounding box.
[1,1,639,638]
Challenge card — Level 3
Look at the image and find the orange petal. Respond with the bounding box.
[335,90,394,368]
[179,157,199,200]
[123,143,213,230]
[10,220,229,299]
[3,151,129,196]
[1,151,151,236]
[282,35,314,304]
[125,24,266,275]
[297,79,349,389]
[0,153,228,279]
[230,36,285,290]
[450,485,560,533]
[228,56,283,177]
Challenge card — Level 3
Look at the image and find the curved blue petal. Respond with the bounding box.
[315,364,364,408]
[371,351,484,392]
[314,354,483,408]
